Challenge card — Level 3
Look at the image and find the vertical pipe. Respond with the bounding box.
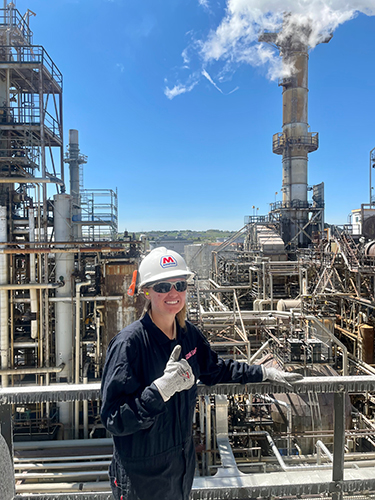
[262,262,266,300]
[332,392,345,500]
[68,129,82,241]
[370,147,375,206]
[29,207,38,339]
[0,206,9,387]
[74,280,90,439]
[59,89,64,186]
[205,395,212,469]
[53,194,74,437]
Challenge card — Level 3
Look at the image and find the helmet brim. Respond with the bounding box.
[139,269,194,289]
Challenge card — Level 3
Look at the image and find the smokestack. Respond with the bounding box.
[64,129,87,241]
[261,18,328,249]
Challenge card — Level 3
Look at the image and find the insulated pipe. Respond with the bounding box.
[249,340,270,364]
[316,440,333,464]
[15,481,111,493]
[28,207,38,339]
[13,296,122,303]
[14,437,113,450]
[83,361,90,439]
[0,282,62,290]
[0,206,9,387]
[75,280,91,439]
[0,177,64,185]
[0,364,65,375]
[53,194,74,438]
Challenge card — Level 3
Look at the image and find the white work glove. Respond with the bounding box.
[262,366,303,388]
[154,345,195,402]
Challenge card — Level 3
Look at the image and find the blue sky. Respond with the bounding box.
[16,0,375,232]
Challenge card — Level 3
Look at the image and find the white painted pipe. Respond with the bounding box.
[53,194,74,437]
[0,283,61,290]
[316,440,333,465]
[0,364,64,375]
[0,177,64,185]
[14,437,113,450]
[0,205,9,387]
[75,280,91,439]
[28,207,38,339]
[15,481,111,493]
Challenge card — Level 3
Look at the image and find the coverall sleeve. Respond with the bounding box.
[195,329,263,385]
[100,336,166,436]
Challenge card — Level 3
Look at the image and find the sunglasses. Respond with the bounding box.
[151,280,188,293]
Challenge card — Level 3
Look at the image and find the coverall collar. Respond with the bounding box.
[141,312,186,345]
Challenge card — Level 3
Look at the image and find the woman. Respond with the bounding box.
[101,247,301,500]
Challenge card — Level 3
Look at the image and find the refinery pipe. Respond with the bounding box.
[75,279,91,439]
[0,364,65,375]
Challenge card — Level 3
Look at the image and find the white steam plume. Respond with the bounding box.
[165,0,375,97]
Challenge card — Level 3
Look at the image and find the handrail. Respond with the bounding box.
[0,45,62,87]
[1,376,375,404]
[1,377,375,500]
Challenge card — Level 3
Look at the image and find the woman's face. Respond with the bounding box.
[144,278,187,318]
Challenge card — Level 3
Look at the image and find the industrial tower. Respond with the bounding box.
[260,19,327,249]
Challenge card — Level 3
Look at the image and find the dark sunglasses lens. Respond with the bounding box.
[153,282,172,293]
[152,281,188,293]
[174,281,187,292]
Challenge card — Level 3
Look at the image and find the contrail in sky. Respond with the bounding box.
[164,0,375,98]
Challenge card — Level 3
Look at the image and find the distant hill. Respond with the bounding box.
[119,229,236,243]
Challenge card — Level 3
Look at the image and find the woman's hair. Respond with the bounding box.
[176,303,187,329]
[140,295,187,329]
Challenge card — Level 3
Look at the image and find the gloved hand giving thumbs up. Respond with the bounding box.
[154,345,195,402]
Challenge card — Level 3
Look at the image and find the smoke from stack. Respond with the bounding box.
[165,0,375,97]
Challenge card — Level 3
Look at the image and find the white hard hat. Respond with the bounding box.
[138,247,194,289]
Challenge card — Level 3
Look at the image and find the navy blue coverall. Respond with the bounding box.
[100,312,263,500]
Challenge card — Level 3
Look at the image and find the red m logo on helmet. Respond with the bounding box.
[160,255,177,268]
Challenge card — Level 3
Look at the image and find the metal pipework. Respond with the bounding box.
[53,194,75,437]
[0,282,62,290]
[75,279,91,439]
[316,439,333,464]
[0,177,64,185]
[28,207,38,340]
[66,129,87,241]
[0,206,9,388]
[0,364,65,375]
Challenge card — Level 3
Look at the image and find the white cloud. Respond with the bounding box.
[202,69,224,93]
[116,63,125,73]
[164,81,198,99]
[198,0,210,10]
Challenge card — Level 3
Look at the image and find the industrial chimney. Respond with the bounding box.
[260,18,329,249]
